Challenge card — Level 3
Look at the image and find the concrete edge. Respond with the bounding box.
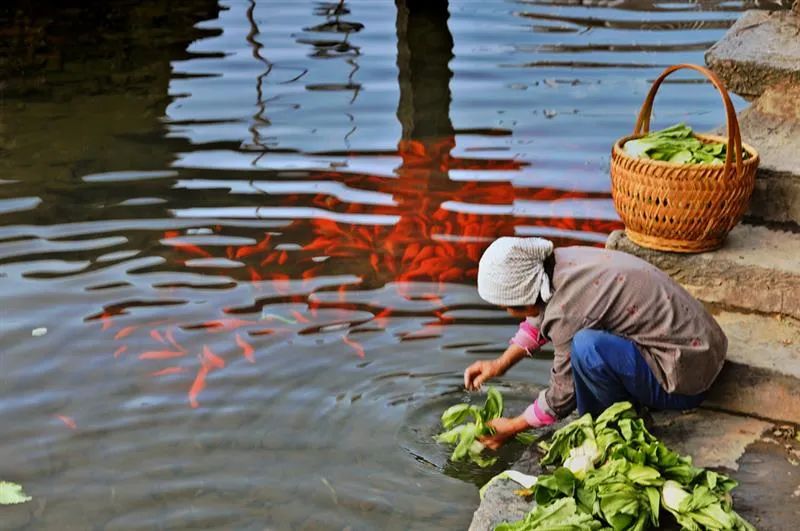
[705,361,800,425]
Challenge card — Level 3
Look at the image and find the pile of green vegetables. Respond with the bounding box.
[623,123,744,165]
[496,402,755,531]
[436,388,534,468]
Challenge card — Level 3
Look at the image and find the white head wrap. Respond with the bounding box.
[477,237,554,307]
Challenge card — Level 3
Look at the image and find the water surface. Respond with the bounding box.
[0,0,754,528]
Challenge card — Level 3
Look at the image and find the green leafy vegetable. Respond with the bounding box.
[661,481,755,531]
[539,413,595,467]
[515,432,538,446]
[0,481,31,505]
[623,123,747,165]
[436,388,501,467]
[494,497,604,531]
[494,402,756,531]
[437,388,536,468]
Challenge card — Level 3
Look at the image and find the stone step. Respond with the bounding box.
[715,82,800,224]
[705,9,800,100]
[606,224,800,319]
[706,310,800,424]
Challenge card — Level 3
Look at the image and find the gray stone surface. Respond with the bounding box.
[720,83,800,224]
[706,311,800,424]
[714,310,800,378]
[706,360,800,424]
[650,410,771,470]
[468,479,535,531]
[705,10,800,99]
[606,226,800,319]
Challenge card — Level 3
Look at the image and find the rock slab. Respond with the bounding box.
[706,10,800,99]
[736,83,800,224]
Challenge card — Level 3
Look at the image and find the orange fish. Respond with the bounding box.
[235,333,255,363]
[188,366,209,409]
[290,310,310,324]
[113,345,128,358]
[100,312,114,331]
[149,367,187,377]
[114,326,136,340]
[188,346,226,408]
[139,350,186,360]
[55,415,77,430]
[202,346,225,369]
[165,328,185,352]
[197,318,255,332]
[150,329,166,344]
[342,336,365,358]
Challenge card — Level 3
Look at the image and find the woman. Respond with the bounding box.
[463,237,727,450]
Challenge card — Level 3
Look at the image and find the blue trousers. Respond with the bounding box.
[571,329,704,417]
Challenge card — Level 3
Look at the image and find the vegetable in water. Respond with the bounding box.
[436,387,534,468]
[494,402,755,531]
[623,123,745,165]
[436,387,504,467]
[0,481,31,505]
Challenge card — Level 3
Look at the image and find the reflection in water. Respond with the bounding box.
[0,0,755,528]
[245,0,275,155]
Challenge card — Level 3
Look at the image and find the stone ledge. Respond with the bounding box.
[705,10,800,99]
[715,310,800,378]
[706,360,800,425]
[605,225,800,319]
[723,83,800,224]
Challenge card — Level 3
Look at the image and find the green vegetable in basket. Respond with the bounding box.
[436,388,534,468]
[623,123,743,165]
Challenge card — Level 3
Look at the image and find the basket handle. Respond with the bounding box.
[633,63,744,179]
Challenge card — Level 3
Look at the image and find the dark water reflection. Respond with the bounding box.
[0,0,768,528]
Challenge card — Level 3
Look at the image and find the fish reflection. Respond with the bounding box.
[94,0,621,409]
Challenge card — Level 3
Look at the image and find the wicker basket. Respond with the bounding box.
[610,64,759,253]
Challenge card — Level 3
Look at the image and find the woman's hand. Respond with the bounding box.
[463,343,529,391]
[463,359,506,391]
[479,416,529,450]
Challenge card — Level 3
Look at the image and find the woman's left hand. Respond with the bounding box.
[479,415,530,450]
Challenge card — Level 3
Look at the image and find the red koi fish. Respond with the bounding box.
[342,335,365,358]
[114,326,136,340]
[55,415,77,430]
[236,333,255,363]
[139,350,186,360]
[149,367,187,377]
[188,346,226,408]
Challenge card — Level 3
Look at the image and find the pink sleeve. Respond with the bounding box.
[522,398,557,428]
[510,320,549,354]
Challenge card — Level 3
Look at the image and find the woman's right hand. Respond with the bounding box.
[464,359,506,391]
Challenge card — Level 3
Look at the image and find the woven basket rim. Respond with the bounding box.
[613,132,759,170]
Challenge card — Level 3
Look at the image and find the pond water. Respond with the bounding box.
[0,0,757,528]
